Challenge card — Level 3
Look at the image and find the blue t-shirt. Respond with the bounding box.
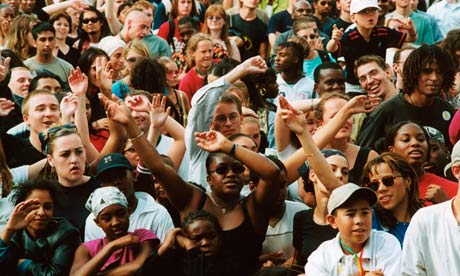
[372,209,409,246]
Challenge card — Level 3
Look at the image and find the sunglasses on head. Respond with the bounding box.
[82,17,99,24]
[40,124,78,153]
[366,175,403,191]
[209,163,245,175]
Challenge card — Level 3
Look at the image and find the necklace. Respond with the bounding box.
[208,193,238,215]
[339,239,365,276]
[195,67,208,77]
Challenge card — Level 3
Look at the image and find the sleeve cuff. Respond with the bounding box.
[18,259,32,275]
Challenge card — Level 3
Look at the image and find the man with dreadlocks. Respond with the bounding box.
[356,44,457,150]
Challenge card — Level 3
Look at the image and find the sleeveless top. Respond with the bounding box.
[348,146,371,185]
[198,193,264,276]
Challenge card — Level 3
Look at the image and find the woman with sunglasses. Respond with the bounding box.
[74,7,111,54]
[98,92,282,276]
[362,152,424,245]
[202,4,240,63]
[383,121,458,205]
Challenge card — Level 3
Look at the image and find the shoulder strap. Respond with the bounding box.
[317,50,331,63]
[167,18,176,52]
[355,147,371,170]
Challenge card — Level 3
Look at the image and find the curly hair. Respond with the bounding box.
[438,29,460,70]
[186,33,213,68]
[11,178,58,206]
[182,209,222,233]
[362,152,425,229]
[402,44,456,95]
[130,57,166,94]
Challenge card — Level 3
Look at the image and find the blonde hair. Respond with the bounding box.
[122,39,150,58]
[186,32,213,67]
[6,15,38,60]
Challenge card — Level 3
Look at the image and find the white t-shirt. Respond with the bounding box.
[84,192,174,242]
[402,199,460,276]
[306,230,401,276]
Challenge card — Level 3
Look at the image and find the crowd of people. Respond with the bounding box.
[0,0,459,274]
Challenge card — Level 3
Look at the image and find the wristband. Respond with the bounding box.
[229,143,238,157]
[130,131,144,142]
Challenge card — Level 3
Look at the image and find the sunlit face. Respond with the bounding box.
[274,46,297,72]
[328,199,372,252]
[165,62,180,87]
[184,219,222,256]
[96,204,130,241]
[141,7,154,23]
[23,94,60,134]
[47,133,86,188]
[357,61,391,98]
[206,13,225,31]
[128,13,151,40]
[338,0,351,13]
[65,7,80,27]
[81,11,102,34]
[8,68,32,97]
[110,48,125,71]
[389,123,428,166]
[211,102,242,137]
[53,17,70,40]
[193,40,213,69]
[321,98,352,140]
[177,0,193,16]
[295,24,319,48]
[351,8,379,30]
[368,162,410,212]
[25,189,53,236]
[0,7,14,34]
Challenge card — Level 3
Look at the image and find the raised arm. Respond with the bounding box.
[195,130,281,234]
[98,93,202,215]
[104,0,123,35]
[283,95,379,183]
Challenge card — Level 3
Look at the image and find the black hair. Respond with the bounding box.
[1,49,25,69]
[77,7,111,52]
[31,21,55,40]
[205,152,232,173]
[276,41,305,73]
[177,16,200,30]
[402,44,456,95]
[130,57,166,94]
[208,59,237,79]
[250,156,287,184]
[182,209,222,233]
[241,68,278,112]
[253,266,292,276]
[77,47,109,79]
[29,70,64,92]
[12,178,58,206]
[117,2,133,17]
[313,61,343,83]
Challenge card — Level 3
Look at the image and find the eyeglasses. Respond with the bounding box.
[319,1,332,6]
[214,113,240,124]
[207,16,222,21]
[357,7,379,14]
[82,17,99,24]
[366,175,403,191]
[126,57,137,63]
[303,34,319,40]
[209,163,245,175]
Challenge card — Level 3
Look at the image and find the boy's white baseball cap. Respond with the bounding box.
[350,0,379,14]
[327,183,377,214]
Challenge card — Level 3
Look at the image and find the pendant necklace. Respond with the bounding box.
[208,193,238,215]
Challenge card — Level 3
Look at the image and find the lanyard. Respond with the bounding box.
[339,239,365,276]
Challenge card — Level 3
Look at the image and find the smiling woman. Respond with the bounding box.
[0,178,81,275]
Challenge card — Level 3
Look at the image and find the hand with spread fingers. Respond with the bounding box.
[68,67,89,97]
[150,95,171,129]
[98,93,133,126]
[194,130,228,153]
[278,96,308,135]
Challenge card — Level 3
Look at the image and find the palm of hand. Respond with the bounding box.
[69,77,88,97]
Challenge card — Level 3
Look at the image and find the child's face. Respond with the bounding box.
[96,204,130,240]
[185,220,221,256]
[351,8,378,30]
[327,199,372,251]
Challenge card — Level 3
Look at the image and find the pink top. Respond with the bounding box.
[83,229,158,272]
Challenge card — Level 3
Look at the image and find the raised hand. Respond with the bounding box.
[241,55,268,75]
[278,96,308,135]
[331,24,344,42]
[194,130,227,152]
[150,95,171,129]
[68,67,88,97]
[98,93,133,126]
[60,93,79,122]
[0,98,15,117]
[0,57,10,83]
[344,94,381,115]
[94,56,113,92]
[6,199,40,232]
[125,94,150,113]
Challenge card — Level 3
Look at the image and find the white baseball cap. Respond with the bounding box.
[327,183,377,214]
[350,0,379,14]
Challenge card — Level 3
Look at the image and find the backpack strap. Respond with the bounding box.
[167,18,176,52]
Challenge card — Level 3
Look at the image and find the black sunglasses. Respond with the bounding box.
[82,17,99,24]
[209,163,245,175]
[40,124,77,153]
[366,175,403,191]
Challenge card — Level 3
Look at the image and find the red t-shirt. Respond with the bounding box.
[178,68,205,104]
[419,172,458,205]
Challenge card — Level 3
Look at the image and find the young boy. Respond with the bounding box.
[305,183,401,275]
[326,0,417,93]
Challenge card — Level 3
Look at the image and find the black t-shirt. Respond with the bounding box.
[229,14,268,61]
[323,17,352,37]
[357,93,455,150]
[267,10,293,35]
[53,177,100,238]
[293,209,337,267]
